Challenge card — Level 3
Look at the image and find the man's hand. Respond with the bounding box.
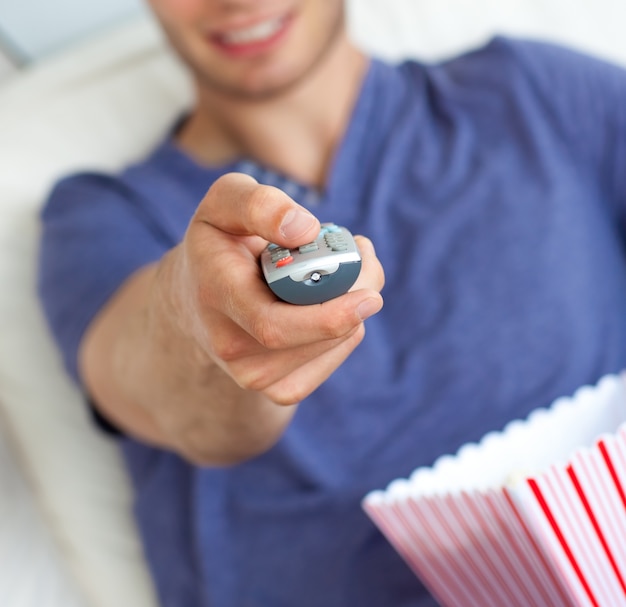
[81,173,384,465]
[170,172,385,404]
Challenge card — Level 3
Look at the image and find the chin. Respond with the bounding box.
[233,66,312,99]
[191,51,319,100]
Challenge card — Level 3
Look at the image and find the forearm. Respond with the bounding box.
[80,255,296,466]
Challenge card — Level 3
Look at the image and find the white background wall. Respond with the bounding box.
[1,0,626,83]
[0,48,15,81]
[0,0,144,82]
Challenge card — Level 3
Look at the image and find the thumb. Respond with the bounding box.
[194,172,320,247]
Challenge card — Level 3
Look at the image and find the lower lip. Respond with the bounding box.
[209,15,294,59]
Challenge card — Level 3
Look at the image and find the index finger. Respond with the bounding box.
[194,172,321,248]
[243,288,384,351]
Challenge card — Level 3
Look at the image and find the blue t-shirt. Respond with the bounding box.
[39,37,626,606]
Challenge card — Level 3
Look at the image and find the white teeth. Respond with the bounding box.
[221,17,284,45]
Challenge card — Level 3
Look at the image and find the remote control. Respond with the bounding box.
[260,223,362,305]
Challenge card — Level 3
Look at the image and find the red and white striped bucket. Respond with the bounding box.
[363,374,626,607]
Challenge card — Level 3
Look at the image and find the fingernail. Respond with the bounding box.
[357,298,381,321]
[280,209,318,240]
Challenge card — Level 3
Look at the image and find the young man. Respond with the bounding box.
[38,0,626,605]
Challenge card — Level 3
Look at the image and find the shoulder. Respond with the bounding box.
[397,35,626,96]
[43,138,170,216]
[43,171,134,218]
[485,36,626,99]
[392,35,626,152]
[42,136,196,236]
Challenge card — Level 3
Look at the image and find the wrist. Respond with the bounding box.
[147,246,213,369]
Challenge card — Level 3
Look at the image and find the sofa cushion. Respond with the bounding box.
[0,3,624,607]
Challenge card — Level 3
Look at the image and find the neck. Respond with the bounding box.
[176,35,368,189]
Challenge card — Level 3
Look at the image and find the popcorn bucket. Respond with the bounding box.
[363,374,626,607]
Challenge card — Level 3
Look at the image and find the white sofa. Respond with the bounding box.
[1,3,625,606]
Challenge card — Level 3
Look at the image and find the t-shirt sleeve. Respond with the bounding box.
[493,37,626,225]
[38,172,173,387]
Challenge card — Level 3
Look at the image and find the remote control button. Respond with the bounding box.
[299,242,319,254]
[260,222,360,304]
[324,233,348,251]
[276,256,294,268]
[271,248,291,263]
[319,223,338,237]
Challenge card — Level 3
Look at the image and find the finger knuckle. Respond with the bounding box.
[211,333,248,363]
[237,369,272,393]
[247,186,276,226]
[251,311,288,350]
[266,383,304,407]
[224,358,272,392]
[319,308,357,340]
[210,173,243,199]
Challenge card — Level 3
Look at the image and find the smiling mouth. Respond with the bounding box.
[221,15,288,44]
[210,13,293,56]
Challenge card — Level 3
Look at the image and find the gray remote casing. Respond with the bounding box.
[260,223,362,305]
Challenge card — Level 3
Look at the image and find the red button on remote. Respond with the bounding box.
[276,256,294,268]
